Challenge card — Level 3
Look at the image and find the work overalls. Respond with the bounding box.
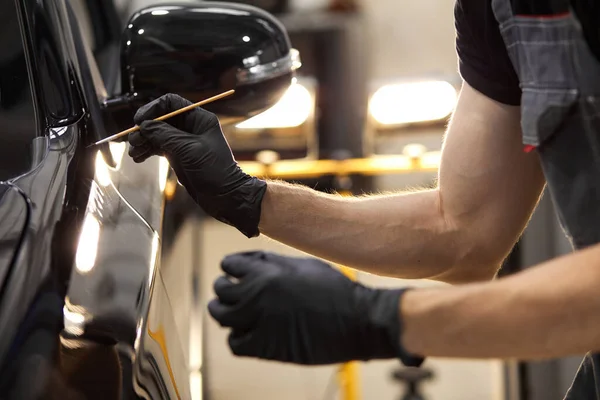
[491,0,600,398]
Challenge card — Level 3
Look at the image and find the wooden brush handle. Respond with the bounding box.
[93,89,235,146]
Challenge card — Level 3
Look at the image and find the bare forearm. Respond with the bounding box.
[402,244,600,359]
[257,86,545,282]
[259,181,477,280]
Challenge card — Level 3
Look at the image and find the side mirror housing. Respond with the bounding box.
[120,2,300,118]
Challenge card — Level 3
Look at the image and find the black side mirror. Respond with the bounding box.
[119,1,300,119]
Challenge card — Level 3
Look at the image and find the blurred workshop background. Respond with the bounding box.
[79,0,579,399]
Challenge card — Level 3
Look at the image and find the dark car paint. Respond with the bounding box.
[121,2,293,117]
[100,1,296,138]
[0,0,187,396]
[0,185,30,298]
[0,0,295,398]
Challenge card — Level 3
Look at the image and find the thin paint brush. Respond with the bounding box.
[90,89,235,147]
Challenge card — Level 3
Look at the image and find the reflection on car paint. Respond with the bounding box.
[65,143,190,398]
[0,117,186,398]
[0,125,78,397]
[1,0,299,398]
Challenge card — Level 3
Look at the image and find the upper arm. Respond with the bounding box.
[437,82,545,276]
[433,0,540,280]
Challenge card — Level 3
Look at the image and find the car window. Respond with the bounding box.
[0,0,37,182]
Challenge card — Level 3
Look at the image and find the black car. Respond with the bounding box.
[0,0,299,398]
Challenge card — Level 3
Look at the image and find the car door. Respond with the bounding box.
[0,1,84,396]
[0,0,191,399]
[61,2,193,399]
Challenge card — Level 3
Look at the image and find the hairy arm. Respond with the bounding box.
[258,83,545,283]
[401,243,600,359]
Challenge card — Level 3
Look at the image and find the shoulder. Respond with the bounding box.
[454,0,522,106]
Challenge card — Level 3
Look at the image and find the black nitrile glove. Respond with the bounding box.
[208,251,424,367]
[128,94,267,238]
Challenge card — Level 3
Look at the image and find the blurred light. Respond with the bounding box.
[126,40,131,46]
[189,314,203,370]
[95,152,111,187]
[192,7,250,16]
[75,213,100,273]
[134,319,144,351]
[109,141,126,170]
[159,157,170,192]
[148,233,159,286]
[164,180,177,200]
[256,150,280,165]
[290,48,302,71]
[369,81,457,126]
[86,182,103,217]
[63,306,85,324]
[190,371,203,400]
[128,24,133,29]
[151,9,169,15]
[421,151,442,169]
[60,336,85,349]
[242,55,260,67]
[370,155,412,171]
[63,305,86,336]
[243,35,250,42]
[138,29,145,35]
[236,82,312,129]
[402,143,427,159]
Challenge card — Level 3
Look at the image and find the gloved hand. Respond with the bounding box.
[208,251,424,366]
[128,94,267,238]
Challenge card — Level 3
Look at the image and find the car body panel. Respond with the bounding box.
[0,184,30,298]
[0,121,79,398]
[1,0,296,398]
[63,146,190,400]
[0,0,187,398]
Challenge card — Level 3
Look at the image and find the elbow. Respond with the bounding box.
[434,260,501,285]
[433,227,509,284]
[454,237,508,283]
[435,203,510,284]
[431,244,503,284]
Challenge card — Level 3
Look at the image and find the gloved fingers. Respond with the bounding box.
[134,93,192,125]
[207,298,255,329]
[228,328,282,361]
[221,251,268,278]
[213,275,246,304]
[207,298,237,327]
[128,130,149,147]
[127,121,175,162]
[227,329,256,357]
[128,143,153,163]
[189,107,220,133]
[127,124,197,169]
[133,120,188,151]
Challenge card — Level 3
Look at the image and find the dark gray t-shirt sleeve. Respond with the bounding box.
[454,0,522,105]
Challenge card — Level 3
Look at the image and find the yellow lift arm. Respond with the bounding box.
[237,152,440,180]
